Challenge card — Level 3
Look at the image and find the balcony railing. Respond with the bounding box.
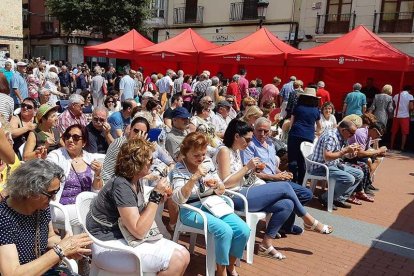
[373,11,414,33]
[230,2,258,21]
[173,6,204,24]
[316,12,356,34]
[41,21,54,35]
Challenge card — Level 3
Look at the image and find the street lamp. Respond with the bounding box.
[257,0,269,29]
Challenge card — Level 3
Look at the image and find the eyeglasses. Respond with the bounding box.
[21,103,34,110]
[246,103,256,107]
[107,101,114,104]
[93,117,105,123]
[41,188,60,199]
[63,133,83,142]
[75,103,85,108]
[256,129,270,134]
[203,108,211,112]
[345,129,356,136]
[86,97,91,99]
[207,101,213,104]
[242,136,252,143]
[132,128,147,135]
[227,101,234,104]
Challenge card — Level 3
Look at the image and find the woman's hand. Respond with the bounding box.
[91,159,102,176]
[214,183,226,195]
[58,233,92,259]
[246,157,261,170]
[44,136,56,149]
[35,146,47,159]
[153,177,170,195]
[194,164,208,180]
[25,122,37,132]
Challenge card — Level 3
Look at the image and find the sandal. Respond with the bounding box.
[258,245,286,260]
[355,192,374,202]
[304,219,333,234]
[226,268,239,276]
[347,195,363,205]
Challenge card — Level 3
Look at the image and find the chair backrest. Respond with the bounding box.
[300,141,314,160]
[75,191,97,227]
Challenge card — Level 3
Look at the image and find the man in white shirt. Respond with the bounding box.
[119,70,138,102]
[211,101,233,138]
[158,69,175,110]
[391,85,414,151]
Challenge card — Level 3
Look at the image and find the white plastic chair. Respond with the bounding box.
[75,191,156,276]
[301,141,336,213]
[172,195,234,276]
[225,190,266,264]
[49,201,78,273]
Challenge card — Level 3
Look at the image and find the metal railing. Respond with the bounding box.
[230,2,258,21]
[315,12,356,34]
[173,6,204,24]
[373,11,414,33]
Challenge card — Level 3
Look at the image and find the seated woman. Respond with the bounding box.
[214,119,333,260]
[80,90,94,117]
[23,104,61,161]
[10,97,38,160]
[86,137,189,275]
[47,124,103,234]
[171,132,250,276]
[0,159,92,276]
[320,101,337,134]
[104,95,119,116]
[240,105,263,128]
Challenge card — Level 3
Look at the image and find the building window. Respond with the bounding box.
[150,0,165,18]
[379,0,414,32]
[22,3,29,28]
[230,0,259,21]
[51,45,67,61]
[323,0,353,34]
[173,0,204,24]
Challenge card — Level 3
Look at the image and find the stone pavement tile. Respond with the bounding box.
[180,227,414,275]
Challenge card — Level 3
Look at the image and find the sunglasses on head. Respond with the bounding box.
[21,103,34,110]
[93,117,105,123]
[41,187,60,199]
[63,133,83,142]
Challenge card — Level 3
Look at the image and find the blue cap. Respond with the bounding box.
[172,107,191,119]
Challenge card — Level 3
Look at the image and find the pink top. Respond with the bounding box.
[238,76,249,98]
[260,84,279,107]
[182,83,193,102]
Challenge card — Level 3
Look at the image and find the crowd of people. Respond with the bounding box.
[0,57,413,276]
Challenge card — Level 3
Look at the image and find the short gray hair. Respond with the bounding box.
[69,94,84,105]
[232,74,240,82]
[211,76,220,86]
[255,117,271,128]
[92,106,109,117]
[317,81,325,88]
[353,83,362,91]
[5,159,64,199]
[177,70,184,77]
[5,61,12,66]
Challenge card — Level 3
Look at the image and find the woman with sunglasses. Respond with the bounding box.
[215,119,333,260]
[171,132,250,276]
[104,95,118,116]
[46,124,103,234]
[0,159,92,276]
[10,97,38,160]
[23,104,62,161]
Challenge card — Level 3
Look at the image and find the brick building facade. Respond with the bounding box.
[0,0,24,64]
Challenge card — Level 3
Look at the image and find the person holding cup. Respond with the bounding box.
[214,119,333,260]
[47,124,103,234]
[86,137,190,275]
[171,132,250,276]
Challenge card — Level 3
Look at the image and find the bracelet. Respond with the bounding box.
[52,244,65,260]
[148,190,163,204]
[94,175,102,180]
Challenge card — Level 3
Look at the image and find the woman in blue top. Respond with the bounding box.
[288,87,322,184]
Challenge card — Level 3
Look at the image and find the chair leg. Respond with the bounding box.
[310,179,317,192]
[245,215,260,264]
[206,234,216,276]
[302,175,309,187]
[189,233,197,254]
[327,179,336,213]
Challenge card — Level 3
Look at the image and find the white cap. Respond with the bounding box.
[142,92,154,98]
[16,61,27,66]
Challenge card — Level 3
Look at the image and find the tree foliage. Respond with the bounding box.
[45,0,152,38]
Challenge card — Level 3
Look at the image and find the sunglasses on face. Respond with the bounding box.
[243,136,252,143]
[107,101,114,104]
[21,103,34,110]
[207,101,213,104]
[93,117,105,123]
[63,133,83,142]
[132,128,147,135]
[41,187,60,199]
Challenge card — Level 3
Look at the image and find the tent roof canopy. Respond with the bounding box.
[200,27,298,66]
[287,25,414,71]
[83,29,154,59]
[135,28,218,62]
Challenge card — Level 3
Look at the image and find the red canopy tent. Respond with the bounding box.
[199,27,298,83]
[134,28,218,74]
[83,29,154,62]
[286,25,414,108]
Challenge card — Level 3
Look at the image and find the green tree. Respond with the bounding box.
[45,0,152,39]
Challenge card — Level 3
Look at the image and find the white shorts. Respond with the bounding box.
[92,238,184,273]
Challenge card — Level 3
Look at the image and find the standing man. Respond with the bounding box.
[361,77,380,108]
[279,76,296,118]
[163,94,184,129]
[0,61,14,83]
[108,98,137,138]
[84,107,114,154]
[238,68,249,99]
[211,100,233,138]
[58,65,71,96]
[165,107,191,161]
[119,70,138,102]
[158,69,175,110]
[10,61,29,108]
[105,64,116,92]
[259,76,281,108]
[390,85,413,151]
[173,70,184,95]
[311,120,363,209]
[316,81,331,106]
[342,83,367,116]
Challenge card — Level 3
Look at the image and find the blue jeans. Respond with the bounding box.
[232,182,308,238]
[180,204,250,266]
[312,163,363,203]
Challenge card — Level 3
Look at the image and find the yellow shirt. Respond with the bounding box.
[0,155,21,192]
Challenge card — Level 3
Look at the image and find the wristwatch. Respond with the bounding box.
[52,244,65,260]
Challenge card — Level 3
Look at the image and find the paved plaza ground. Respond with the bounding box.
[172,151,414,276]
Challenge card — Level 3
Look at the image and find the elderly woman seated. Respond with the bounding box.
[86,137,190,275]
[0,159,92,276]
[171,132,250,276]
[47,124,103,234]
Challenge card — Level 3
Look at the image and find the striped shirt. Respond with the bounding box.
[0,93,15,121]
[310,128,346,171]
[56,109,88,134]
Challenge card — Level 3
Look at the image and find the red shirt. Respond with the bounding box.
[227,82,241,110]
[317,88,331,105]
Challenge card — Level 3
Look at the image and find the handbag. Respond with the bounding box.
[102,82,108,95]
[199,195,234,218]
[118,217,163,247]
